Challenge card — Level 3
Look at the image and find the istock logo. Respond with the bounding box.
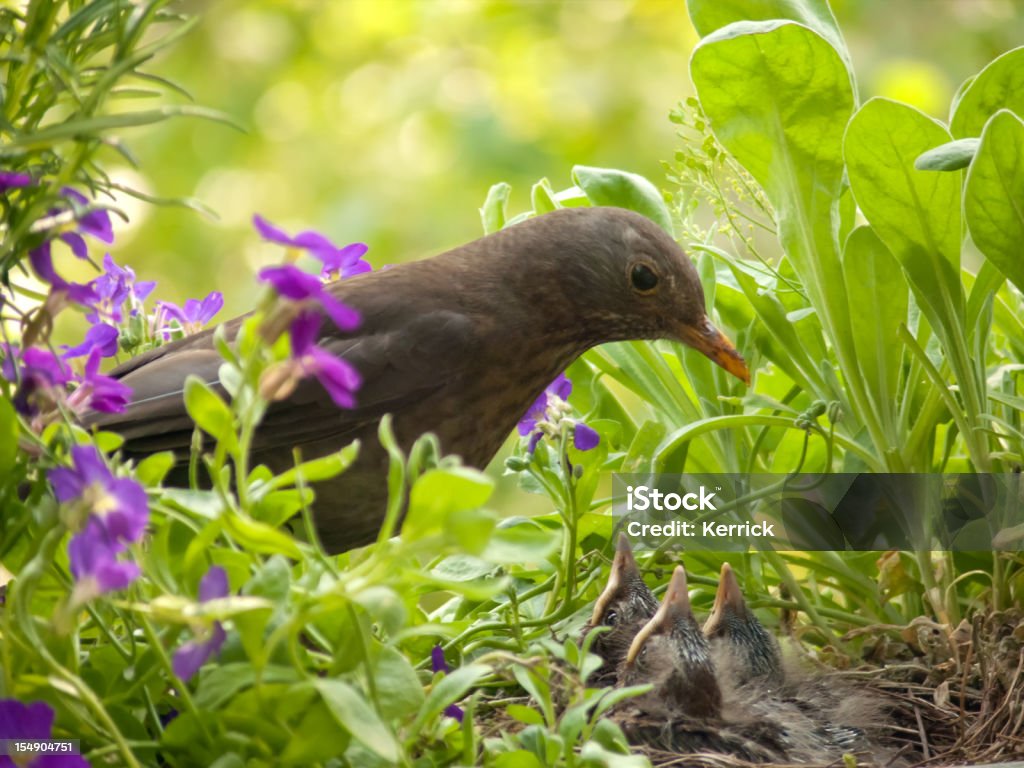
[625,485,718,512]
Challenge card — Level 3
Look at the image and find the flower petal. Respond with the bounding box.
[0,698,55,740]
[308,348,360,408]
[573,422,600,451]
[253,214,295,246]
[198,566,229,602]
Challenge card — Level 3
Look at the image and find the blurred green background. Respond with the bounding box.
[81,0,1024,509]
[106,0,1024,313]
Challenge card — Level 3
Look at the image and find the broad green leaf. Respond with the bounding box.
[845,99,963,329]
[481,517,559,563]
[480,182,511,234]
[571,165,674,236]
[281,699,349,764]
[965,110,1024,294]
[842,226,907,434]
[915,138,980,172]
[950,47,1024,138]
[135,451,177,486]
[411,663,490,734]
[404,467,494,541]
[690,21,865,432]
[314,679,399,762]
[687,0,851,77]
[183,376,237,454]
[372,645,425,720]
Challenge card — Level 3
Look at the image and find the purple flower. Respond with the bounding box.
[3,346,71,417]
[62,323,119,359]
[66,347,132,415]
[254,214,339,261]
[261,312,361,408]
[85,254,155,325]
[63,188,114,245]
[573,422,600,451]
[173,566,229,682]
[67,520,140,599]
[0,698,90,767]
[28,242,98,306]
[431,645,450,674]
[517,373,600,454]
[157,291,224,336]
[320,242,372,282]
[429,645,465,723]
[0,172,32,192]
[253,215,371,282]
[258,264,361,332]
[50,445,148,544]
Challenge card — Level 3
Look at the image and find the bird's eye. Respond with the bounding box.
[630,263,659,293]
[605,610,618,627]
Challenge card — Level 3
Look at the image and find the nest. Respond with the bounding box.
[635,609,1024,767]
[478,609,1024,767]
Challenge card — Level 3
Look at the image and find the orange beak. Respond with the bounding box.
[675,315,750,385]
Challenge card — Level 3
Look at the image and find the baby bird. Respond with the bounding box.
[703,562,785,688]
[582,535,659,687]
[616,566,885,764]
[614,565,790,761]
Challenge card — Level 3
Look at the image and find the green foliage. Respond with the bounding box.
[2,2,1024,767]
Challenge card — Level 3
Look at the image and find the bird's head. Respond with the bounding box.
[590,534,659,629]
[528,207,749,384]
[703,562,784,686]
[621,565,722,719]
[583,535,659,684]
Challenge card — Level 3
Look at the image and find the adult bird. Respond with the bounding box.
[85,207,749,552]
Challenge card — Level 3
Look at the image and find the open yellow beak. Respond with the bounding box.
[675,315,750,385]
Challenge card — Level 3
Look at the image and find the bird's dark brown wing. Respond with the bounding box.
[86,305,482,459]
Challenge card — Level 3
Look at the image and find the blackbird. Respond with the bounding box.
[582,534,659,686]
[616,566,869,763]
[85,207,749,552]
[703,562,785,687]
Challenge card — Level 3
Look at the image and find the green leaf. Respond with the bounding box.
[915,138,980,171]
[687,0,852,77]
[222,512,302,558]
[265,442,359,491]
[571,165,674,236]
[531,178,559,214]
[411,663,490,734]
[92,430,125,453]
[403,467,494,541]
[372,645,425,720]
[135,451,177,486]
[314,679,399,762]
[950,46,1024,139]
[507,704,545,726]
[281,699,349,764]
[183,376,237,454]
[481,517,559,563]
[691,21,862,428]
[965,110,1024,294]
[0,398,17,479]
[480,182,512,234]
[842,226,907,432]
[845,98,963,333]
